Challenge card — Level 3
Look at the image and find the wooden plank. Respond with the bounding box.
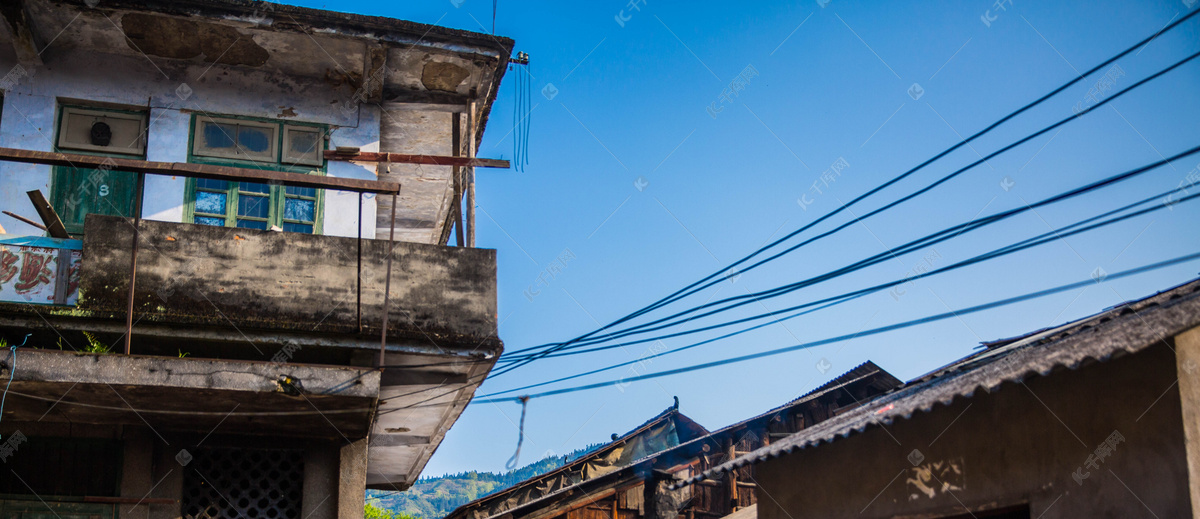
[2,210,46,230]
[0,147,400,194]
[725,438,737,511]
[324,150,509,169]
[82,497,176,505]
[451,114,465,247]
[25,190,70,238]
[466,101,477,247]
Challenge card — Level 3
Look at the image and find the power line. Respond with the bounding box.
[495,12,1200,369]
[378,15,1200,407]
[495,105,1200,373]
[478,187,1200,397]
[505,181,1193,363]
[467,251,1200,405]
[392,138,1200,410]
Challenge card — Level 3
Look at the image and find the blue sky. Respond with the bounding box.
[290,0,1200,476]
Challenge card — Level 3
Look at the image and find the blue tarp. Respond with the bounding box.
[0,236,82,250]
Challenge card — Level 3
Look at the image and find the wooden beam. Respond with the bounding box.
[466,101,477,248]
[725,437,738,512]
[324,151,509,169]
[82,497,176,505]
[0,147,400,195]
[451,114,465,247]
[25,190,68,238]
[2,210,46,230]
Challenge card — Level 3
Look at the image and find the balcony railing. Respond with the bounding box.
[0,147,498,359]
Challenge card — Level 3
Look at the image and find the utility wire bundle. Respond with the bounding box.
[511,52,532,172]
[387,10,1200,411]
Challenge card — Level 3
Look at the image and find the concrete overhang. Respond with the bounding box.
[0,348,381,439]
[365,349,496,491]
[6,0,513,129]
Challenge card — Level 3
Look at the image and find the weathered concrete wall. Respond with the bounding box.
[376,107,455,244]
[753,343,1189,518]
[78,215,498,343]
[1176,325,1200,517]
[340,440,369,519]
[304,445,340,519]
[0,43,378,240]
[120,428,155,519]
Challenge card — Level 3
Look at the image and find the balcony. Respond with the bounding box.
[0,148,502,490]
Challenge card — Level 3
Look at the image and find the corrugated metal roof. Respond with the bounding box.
[674,277,1200,488]
[445,403,698,519]
[466,363,903,518]
[721,504,757,519]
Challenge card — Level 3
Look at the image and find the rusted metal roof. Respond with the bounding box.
[674,277,1200,488]
[459,362,904,519]
[446,403,706,519]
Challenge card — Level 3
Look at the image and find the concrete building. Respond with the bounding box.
[0,1,515,519]
[681,278,1200,518]
[445,365,900,519]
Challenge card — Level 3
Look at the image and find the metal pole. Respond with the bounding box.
[124,171,146,355]
[379,173,398,366]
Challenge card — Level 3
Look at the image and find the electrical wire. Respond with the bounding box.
[386,178,1200,412]
[0,334,31,438]
[498,139,1200,360]
[477,187,1200,397]
[493,88,1200,376]
[504,396,529,470]
[500,46,1200,365]
[502,180,1194,364]
[373,15,1200,405]
[466,251,1200,405]
[495,12,1200,368]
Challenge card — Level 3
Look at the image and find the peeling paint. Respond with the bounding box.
[120,13,269,67]
[421,61,470,92]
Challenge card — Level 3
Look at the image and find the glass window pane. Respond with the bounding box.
[202,122,237,150]
[285,186,316,198]
[195,216,225,227]
[197,178,228,191]
[236,219,268,230]
[239,182,270,194]
[284,198,315,223]
[282,222,313,234]
[288,130,319,154]
[238,194,270,219]
[238,126,272,153]
[195,191,227,215]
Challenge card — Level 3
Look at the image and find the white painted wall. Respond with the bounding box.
[0,50,380,239]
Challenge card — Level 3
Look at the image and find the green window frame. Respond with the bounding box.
[184,114,327,234]
[49,104,148,236]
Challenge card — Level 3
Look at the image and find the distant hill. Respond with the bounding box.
[368,443,605,519]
